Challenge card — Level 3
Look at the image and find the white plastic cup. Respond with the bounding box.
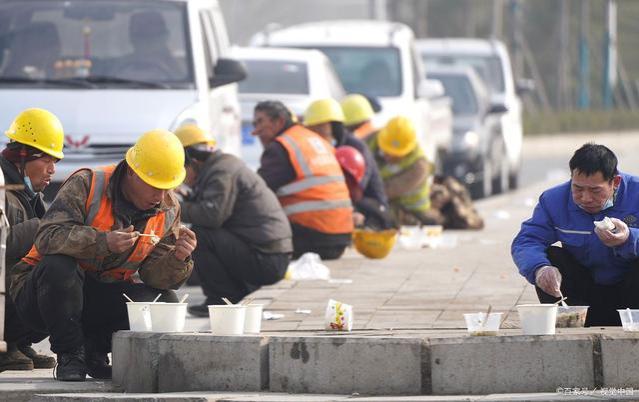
[149,303,187,332]
[244,304,264,334]
[617,309,639,331]
[517,304,558,335]
[208,305,247,335]
[126,302,152,331]
[325,299,353,331]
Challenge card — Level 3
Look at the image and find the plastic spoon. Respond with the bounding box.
[122,293,134,303]
[152,293,162,303]
[179,293,189,304]
[558,290,568,307]
[478,304,492,332]
[221,297,233,305]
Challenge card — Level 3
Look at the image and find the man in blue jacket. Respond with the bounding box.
[512,143,639,326]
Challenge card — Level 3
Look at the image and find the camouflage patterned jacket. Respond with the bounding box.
[9,162,193,297]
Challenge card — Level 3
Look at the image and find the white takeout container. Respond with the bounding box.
[243,304,264,334]
[149,302,187,332]
[126,302,152,331]
[463,312,502,336]
[517,304,557,335]
[556,306,589,328]
[208,305,247,335]
[617,309,639,331]
[325,299,353,331]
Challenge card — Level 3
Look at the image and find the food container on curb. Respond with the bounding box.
[398,226,423,251]
[325,299,353,331]
[517,304,558,335]
[556,306,589,328]
[126,302,152,331]
[463,312,503,336]
[617,309,639,331]
[149,302,187,332]
[209,305,247,335]
[243,304,264,334]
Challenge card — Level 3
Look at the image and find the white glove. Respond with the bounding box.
[594,217,629,247]
[535,265,562,297]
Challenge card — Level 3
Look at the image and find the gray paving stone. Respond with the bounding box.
[600,332,639,388]
[427,335,596,395]
[157,334,269,393]
[269,336,424,395]
[112,331,165,393]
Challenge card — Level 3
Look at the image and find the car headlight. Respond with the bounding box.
[463,131,479,148]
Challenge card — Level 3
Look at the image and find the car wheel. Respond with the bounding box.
[509,170,520,190]
[470,155,493,199]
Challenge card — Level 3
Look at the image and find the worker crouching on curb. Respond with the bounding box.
[254,100,353,260]
[174,125,292,317]
[9,130,196,381]
[1,108,63,372]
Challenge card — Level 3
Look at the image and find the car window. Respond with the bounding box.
[422,53,504,93]
[239,59,309,95]
[430,74,478,116]
[0,0,194,88]
[199,14,214,81]
[310,46,402,97]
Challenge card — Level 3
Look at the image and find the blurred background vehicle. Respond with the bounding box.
[251,20,453,173]
[428,66,506,198]
[416,38,525,190]
[233,46,345,169]
[0,0,245,194]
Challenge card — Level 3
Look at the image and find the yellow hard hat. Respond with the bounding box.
[377,116,417,158]
[125,129,186,189]
[303,98,345,126]
[5,108,65,160]
[174,124,216,148]
[352,229,398,259]
[341,94,374,126]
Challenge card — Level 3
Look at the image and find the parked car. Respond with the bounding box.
[251,20,453,172]
[416,38,524,189]
[0,0,245,189]
[428,66,506,198]
[233,46,345,169]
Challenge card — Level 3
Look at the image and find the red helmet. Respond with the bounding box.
[336,145,366,184]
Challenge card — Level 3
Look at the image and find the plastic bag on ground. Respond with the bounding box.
[285,252,331,281]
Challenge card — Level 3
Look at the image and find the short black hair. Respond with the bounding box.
[254,100,294,125]
[569,143,618,181]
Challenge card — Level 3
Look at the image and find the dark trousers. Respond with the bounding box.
[11,255,176,354]
[290,223,349,261]
[4,295,47,347]
[192,227,289,305]
[536,246,639,326]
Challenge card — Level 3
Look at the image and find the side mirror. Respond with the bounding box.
[210,58,247,88]
[487,103,508,114]
[418,79,445,99]
[361,94,383,113]
[516,78,535,96]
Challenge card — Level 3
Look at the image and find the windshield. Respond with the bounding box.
[429,74,478,116]
[0,1,194,88]
[239,60,309,95]
[422,54,504,93]
[311,46,402,97]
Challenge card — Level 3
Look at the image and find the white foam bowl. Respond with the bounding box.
[149,303,187,332]
[209,305,247,335]
[126,302,152,331]
[517,304,557,335]
[243,304,264,334]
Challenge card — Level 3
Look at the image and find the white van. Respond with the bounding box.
[0,0,245,184]
[234,46,345,169]
[416,38,524,190]
[251,20,453,171]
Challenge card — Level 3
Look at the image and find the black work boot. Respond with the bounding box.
[54,348,86,381]
[19,345,56,369]
[0,343,34,371]
[85,347,112,379]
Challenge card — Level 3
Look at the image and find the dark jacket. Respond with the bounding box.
[341,133,388,208]
[0,156,45,270]
[181,151,292,254]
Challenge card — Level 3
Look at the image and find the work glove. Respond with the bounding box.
[534,265,562,297]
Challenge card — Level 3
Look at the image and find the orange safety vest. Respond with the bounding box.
[22,165,175,283]
[353,121,376,140]
[275,125,353,234]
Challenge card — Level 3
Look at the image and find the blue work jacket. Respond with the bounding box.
[511,172,639,285]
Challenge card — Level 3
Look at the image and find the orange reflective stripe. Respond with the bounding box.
[275,125,353,234]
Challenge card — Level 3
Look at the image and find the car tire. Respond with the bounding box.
[492,140,509,194]
[470,155,493,199]
[508,170,519,190]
